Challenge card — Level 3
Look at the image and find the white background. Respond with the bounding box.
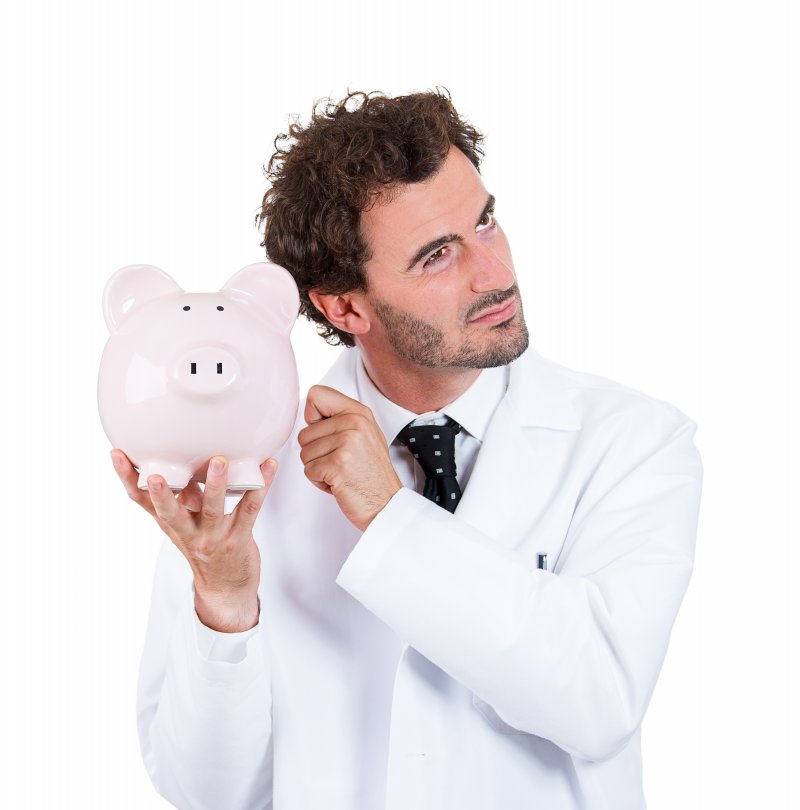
[1,1,796,807]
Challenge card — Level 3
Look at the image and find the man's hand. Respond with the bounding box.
[110,449,278,632]
[298,385,403,531]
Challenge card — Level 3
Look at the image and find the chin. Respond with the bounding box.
[451,323,529,369]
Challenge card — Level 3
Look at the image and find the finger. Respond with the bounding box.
[304,384,369,425]
[301,465,332,493]
[303,456,339,492]
[147,473,197,539]
[110,448,158,520]
[230,459,279,537]
[299,431,346,467]
[177,480,204,512]
[298,410,370,451]
[199,455,229,539]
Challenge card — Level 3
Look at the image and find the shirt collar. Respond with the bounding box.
[318,344,582,433]
[355,354,509,446]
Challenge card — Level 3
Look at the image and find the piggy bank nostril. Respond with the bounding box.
[183,305,190,311]
[170,346,240,395]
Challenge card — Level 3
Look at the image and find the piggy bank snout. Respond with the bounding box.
[171,345,241,396]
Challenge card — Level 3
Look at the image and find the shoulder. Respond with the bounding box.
[527,356,704,531]
[536,352,698,442]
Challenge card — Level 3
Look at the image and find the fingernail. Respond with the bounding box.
[110,452,121,468]
[148,476,161,491]
[211,458,224,473]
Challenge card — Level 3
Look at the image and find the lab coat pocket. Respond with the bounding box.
[471,694,529,736]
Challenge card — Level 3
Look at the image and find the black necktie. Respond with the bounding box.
[396,416,463,513]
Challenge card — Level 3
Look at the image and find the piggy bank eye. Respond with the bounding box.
[217,305,224,311]
[182,305,190,311]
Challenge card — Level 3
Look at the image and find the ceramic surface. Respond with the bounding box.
[98,262,300,493]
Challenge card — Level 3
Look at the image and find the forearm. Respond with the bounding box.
[335,421,702,763]
[336,490,638,760]
[138,540,273,809]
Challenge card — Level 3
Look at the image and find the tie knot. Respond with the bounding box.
[396,416,462,479]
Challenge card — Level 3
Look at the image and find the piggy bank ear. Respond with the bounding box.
[103,264,183,334]
[222,262,300,334]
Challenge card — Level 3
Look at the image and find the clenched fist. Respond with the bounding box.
[298,385,403,531]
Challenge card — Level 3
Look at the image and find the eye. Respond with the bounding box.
[477,208,496,232]
[422,207,497,269]
[423,246,449,269]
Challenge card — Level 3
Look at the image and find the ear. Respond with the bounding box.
[102,264,183,334]
[308,288,371,337]
[221,262,300,334]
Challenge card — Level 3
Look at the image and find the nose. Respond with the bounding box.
[468,237,515,294]
[170,345,241,396]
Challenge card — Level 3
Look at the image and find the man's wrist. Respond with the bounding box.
[362,480,405,532]
[193,587,260,633]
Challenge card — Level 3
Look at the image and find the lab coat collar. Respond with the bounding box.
[316,343,583,434]
[506,344,584,431]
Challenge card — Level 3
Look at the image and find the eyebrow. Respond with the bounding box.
[404,193,496,272]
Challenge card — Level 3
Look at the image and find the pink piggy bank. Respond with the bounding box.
[97,262,300,493]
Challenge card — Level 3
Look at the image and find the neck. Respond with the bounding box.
[358,346,482,414]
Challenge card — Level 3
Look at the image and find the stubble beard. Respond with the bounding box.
[369,292,530,369]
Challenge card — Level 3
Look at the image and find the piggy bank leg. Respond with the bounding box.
[226,458,266,491]
[136,459,194,492]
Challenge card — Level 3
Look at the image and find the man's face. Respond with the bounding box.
[357,145,529,369]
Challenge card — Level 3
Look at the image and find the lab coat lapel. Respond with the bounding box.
[453,347,583,550]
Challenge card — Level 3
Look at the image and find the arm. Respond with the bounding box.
[136,534,273,809]
[335,415,703,763]
[107,450,278,808]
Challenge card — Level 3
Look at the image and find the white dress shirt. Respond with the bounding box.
[357,354,509,496]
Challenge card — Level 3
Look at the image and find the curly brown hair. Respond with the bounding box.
[254,87,486,347]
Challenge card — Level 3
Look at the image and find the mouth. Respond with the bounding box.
[469,296,517,325]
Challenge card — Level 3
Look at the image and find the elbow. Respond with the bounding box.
[540,659,645,762]
[562,671,647,762]
[474,689,641,764]
[565,672,645,762]
[565,718,639,763]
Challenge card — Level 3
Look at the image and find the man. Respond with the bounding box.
[113,89,703,809]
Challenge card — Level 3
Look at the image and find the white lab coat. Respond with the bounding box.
[136,345,703,810]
